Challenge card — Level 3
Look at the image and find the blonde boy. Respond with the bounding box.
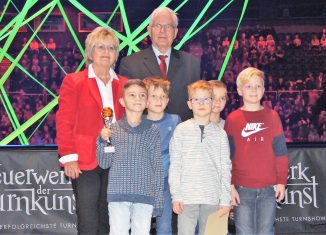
[208,80,228,128]
[169,80,231,235]
[96,80,164,235]
[224,67,288,235]
[143,77,181,235]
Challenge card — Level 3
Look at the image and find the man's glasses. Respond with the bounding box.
[190,97,212,104]
[95,43,117,53]
[151,24,176,31]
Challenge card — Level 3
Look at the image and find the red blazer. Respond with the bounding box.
[56,69,128,170]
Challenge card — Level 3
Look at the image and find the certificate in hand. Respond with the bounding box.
[205,211,229,235]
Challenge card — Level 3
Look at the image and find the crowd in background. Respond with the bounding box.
[0,38,83,144]
[196,26,326,143]
[0,25,325,144]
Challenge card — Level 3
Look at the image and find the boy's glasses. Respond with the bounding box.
[190,97,212,104]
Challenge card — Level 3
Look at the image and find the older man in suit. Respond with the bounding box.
[119,7,200,121]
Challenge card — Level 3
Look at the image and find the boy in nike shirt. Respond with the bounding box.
[224,67,288,235]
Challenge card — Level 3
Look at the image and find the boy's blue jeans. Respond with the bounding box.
[234,185,276,235]
[156,177,173,235]
[108,202,153,235]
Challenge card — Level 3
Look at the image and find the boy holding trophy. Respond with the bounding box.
[96,79,164,235]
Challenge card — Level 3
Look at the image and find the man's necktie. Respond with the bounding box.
[158,55,168,79]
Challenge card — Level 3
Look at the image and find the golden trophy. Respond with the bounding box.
[101,107,115,153]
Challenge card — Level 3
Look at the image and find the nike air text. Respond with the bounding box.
[241,123,268,137]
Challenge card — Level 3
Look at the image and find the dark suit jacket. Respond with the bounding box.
[119,47,200,121]
[56,69,128,170]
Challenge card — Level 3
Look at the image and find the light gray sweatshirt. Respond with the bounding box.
[169,119,231,206]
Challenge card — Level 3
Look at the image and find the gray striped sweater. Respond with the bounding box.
[169,119,231,206]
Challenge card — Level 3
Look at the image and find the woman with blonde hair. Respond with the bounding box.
[56,27,128,234]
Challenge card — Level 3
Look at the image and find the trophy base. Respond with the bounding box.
[104,146,115,153]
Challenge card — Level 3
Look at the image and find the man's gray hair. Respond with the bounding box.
[149,7,179,27]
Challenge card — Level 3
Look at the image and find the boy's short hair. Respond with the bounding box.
[143,77,171,95]
[123,79,147,95]
[208,80,227,90]
[236,67,265,88]
[187,80,212,98]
